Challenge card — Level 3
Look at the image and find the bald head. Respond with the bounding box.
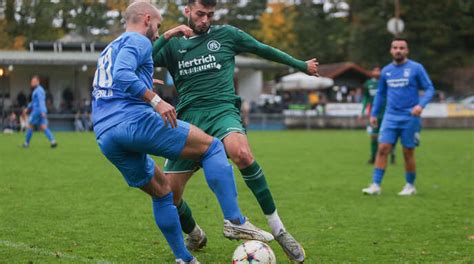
[124,1,162,41]
[124,2,161,25]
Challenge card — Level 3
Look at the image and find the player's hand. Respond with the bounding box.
[153,79,164,85]
[370,116,378,128]
[155,100,177,128]
[41,112,47,118]
[411,105,423,116]
[306,58,320,77]
[164,25,193,40]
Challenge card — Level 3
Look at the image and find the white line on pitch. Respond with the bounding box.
[0,240,114,264]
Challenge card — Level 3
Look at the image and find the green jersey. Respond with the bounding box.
[361,78,383,117]
[153,25,307,113]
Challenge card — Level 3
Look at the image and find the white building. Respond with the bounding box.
[0,46,285,113]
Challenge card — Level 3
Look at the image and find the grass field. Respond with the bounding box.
[0,130,473,263]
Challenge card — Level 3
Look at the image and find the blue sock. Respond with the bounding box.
[405,172,416,185]
[372,168,385,185]
[25,128,33,144]
[152,192,193,262]
[202,138,245,224]
[44,128,55,142]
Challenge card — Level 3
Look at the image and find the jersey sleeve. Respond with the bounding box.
[371,72,387,117]
[152,35,170,67]
[416,64,435,108]
[230,26,307,72]
[113,36,150,98]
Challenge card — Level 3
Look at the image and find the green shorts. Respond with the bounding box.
[164,104,246,173]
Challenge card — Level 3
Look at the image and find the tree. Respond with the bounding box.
[346,0,393,67]
[161,2,185,32]
[293,2,349,63]
[217,0,267,33]
[345,0,474,91]
[255,2,297,56]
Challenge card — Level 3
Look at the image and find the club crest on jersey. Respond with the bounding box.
[207,40,221,51]
[403,68,411,78]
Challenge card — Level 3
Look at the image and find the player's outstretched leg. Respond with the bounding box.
[240,161,305,262]
[200,138,273,242]
[177,127,273,243]
[223,133,305,262]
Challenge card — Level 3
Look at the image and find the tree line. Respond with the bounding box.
[0,0,472,91]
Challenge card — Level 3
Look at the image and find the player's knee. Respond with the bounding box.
[377,145,391,156]
[146,176,172,198]
[230,147,253,168]
[402,148,414,158]
[170,185,184,205]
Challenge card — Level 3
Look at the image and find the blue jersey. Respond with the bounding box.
[28,85,47,115]
[92,32,155,138]
[371,59,435,121]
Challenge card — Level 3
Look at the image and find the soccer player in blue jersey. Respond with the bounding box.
[362,37,435,196]
[22,75,57,148]
[91,2,272,263]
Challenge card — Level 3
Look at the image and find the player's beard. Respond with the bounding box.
[188,14,209,35]
[145,25,156,42]
[394,53,406,63]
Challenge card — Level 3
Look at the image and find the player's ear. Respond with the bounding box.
[184,6,190,17]
[144,14,151,26]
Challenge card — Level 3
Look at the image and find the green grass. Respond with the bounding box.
[0,130,473,263]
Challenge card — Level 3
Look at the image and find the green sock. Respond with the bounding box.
[371,138,378,161]
[240,161,276,215]
[176,199,196,234]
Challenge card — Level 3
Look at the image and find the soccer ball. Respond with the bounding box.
[232,240,276,264]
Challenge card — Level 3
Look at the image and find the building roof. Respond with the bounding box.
[318,62,371,79]
[0,51,286,69]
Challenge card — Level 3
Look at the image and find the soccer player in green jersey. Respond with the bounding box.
[360,66,395,164]
[152,1,318,262]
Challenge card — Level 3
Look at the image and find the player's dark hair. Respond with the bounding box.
[188,0,217,7]
[392,37,409,46]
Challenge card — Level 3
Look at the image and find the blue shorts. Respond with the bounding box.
[29,113,48,126]
[97,111,190,187]
[379,116,421,148]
